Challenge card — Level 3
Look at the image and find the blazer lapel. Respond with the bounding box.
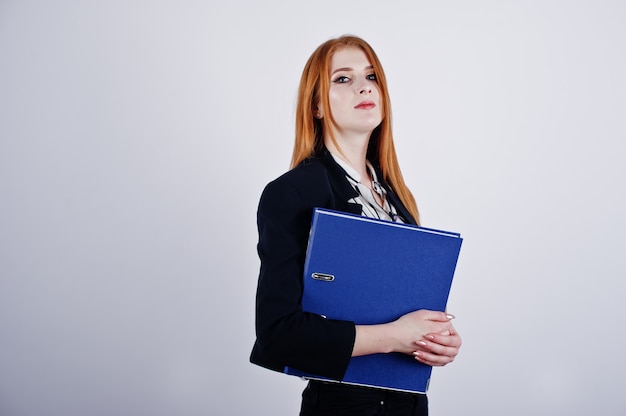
[318,150,362,215]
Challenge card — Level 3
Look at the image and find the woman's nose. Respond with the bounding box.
[355,80,372,94]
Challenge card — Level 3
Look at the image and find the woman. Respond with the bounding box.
[250,35,461,416]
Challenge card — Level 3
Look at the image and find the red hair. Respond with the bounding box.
[290,35,420,224]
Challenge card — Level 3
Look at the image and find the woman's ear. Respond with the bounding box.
[314,104,324,119]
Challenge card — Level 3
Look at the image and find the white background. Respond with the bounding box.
[1,1,625,415]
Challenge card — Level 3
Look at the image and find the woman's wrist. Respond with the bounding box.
[352,323,398,357]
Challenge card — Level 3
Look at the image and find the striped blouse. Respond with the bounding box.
[330,153,404,223]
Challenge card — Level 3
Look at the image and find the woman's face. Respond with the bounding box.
[324,47,382,138]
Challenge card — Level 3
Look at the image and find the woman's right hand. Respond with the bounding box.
[390,310,455,354]
[353,310,457,358]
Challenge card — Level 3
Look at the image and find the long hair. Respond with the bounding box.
[290,35,420,224]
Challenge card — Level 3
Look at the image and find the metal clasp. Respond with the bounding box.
[311,272,335,282]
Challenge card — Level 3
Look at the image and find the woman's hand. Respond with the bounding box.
[391,310,461,366]
[353,310,461,364]
[412,315,461,367]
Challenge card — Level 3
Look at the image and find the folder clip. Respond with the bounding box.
[311,272,335,282]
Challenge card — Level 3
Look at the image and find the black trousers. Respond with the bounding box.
[300,381,428,416]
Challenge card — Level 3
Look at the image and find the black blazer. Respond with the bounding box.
[250,149,416,380]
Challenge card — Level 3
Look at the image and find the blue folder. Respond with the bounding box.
[285,208,462,393]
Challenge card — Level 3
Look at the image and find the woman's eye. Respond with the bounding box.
[333,76,350,83]
[366,73,377,81]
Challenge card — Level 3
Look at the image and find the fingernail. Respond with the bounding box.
[413,351,422,356]
[446,314,456,320]
[417,340,427,347]
[426,335,435,341]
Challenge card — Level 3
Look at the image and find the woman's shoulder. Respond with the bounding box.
[266,157,328,193]
[259,155,333,211]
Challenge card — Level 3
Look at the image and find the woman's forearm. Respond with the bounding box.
[352,310,458,358]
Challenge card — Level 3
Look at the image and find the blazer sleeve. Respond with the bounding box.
[250,175,356,380]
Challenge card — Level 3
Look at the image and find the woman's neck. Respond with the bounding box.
[324,133,370,180]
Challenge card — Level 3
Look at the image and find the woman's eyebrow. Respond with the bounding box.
[331,65,374,76]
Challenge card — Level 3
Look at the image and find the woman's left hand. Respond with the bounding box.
[412,322,462,367]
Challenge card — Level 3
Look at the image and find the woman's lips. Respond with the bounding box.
[355,101,376,109]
